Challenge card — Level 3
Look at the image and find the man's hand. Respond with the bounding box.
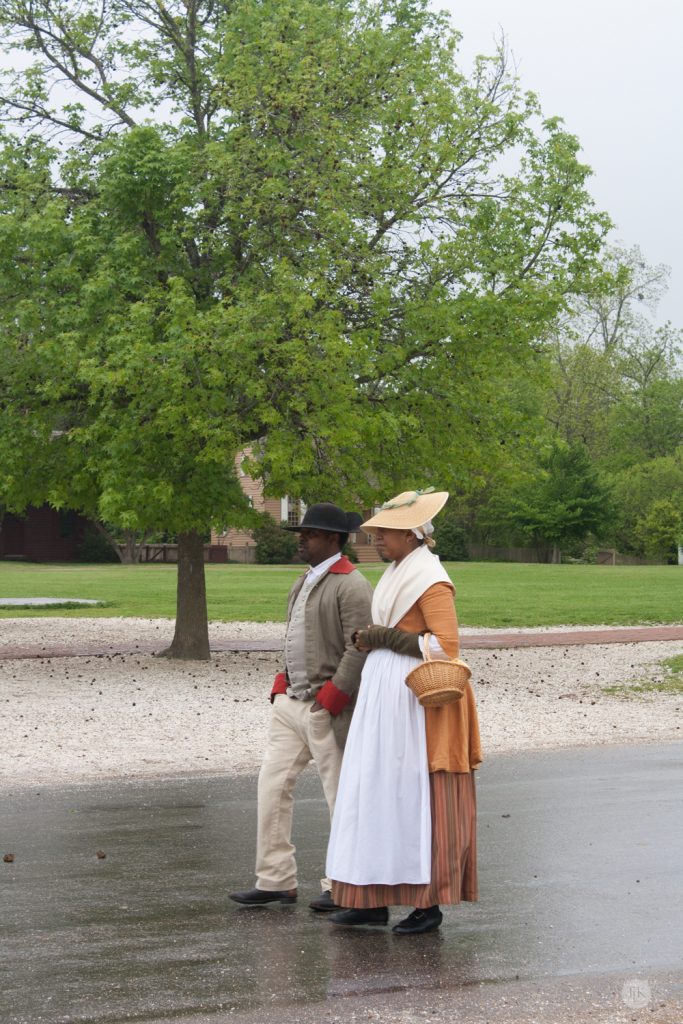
[310,700,326,713]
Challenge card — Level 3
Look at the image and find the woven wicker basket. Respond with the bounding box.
[405,632,471,708]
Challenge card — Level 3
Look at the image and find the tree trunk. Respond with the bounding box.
[157,530,210,660]
[93,520,127,562]
[118,530,136,564]
[117,529,147,564]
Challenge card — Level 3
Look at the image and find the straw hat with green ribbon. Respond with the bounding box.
[361,488,449,532]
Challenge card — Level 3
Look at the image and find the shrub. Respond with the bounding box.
[253,516,299,564]
[433,514,469,561]
[75,527,120,563]
[635,500,682,563]
[343,541,359,563]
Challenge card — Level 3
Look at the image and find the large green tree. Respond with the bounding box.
[504,441,612,562]
[547,245,683,470]
[608,450,683,556]
[0,0,608,657]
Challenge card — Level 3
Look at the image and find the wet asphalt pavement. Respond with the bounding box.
[1,743,682,1024]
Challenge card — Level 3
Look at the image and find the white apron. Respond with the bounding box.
[325,647,432,885]
[326,546,453,887]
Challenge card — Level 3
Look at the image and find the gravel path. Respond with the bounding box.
[1,617,681,789]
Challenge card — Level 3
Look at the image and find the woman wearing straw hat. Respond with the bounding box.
[325,489,482,934]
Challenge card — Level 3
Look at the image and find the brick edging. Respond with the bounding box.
[2,626,683,661]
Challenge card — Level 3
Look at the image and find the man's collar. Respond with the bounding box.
[327,555,356,575]
[308,551,343,577]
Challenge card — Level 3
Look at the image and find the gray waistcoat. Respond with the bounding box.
[284,574,316,698]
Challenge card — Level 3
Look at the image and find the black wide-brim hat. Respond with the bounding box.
[284,503,363,534]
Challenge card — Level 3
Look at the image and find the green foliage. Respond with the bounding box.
[75,527,120,563]
[342,542,359,564]
[505,441,612,556]
[635,499,682,563]
[253,517,299,565]
[608,366,683,467]
[546,245,683,475]
[433,513,469,561]
[0,0,608,540]
[608,450,683,555]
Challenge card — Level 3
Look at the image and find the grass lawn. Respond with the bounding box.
[1,560,682,627]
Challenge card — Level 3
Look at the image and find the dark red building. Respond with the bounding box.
[0,506,90,562]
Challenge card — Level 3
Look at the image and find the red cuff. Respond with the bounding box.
[316,680,350,716]
[270,672,288,703]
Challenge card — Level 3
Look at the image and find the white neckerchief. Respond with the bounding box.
[371,544,452,627]
[307,551,342,579]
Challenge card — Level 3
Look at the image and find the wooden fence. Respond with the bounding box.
[141,544,233,564]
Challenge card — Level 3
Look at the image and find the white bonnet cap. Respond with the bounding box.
[411,520,435,548]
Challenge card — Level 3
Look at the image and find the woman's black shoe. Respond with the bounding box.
[328,906,389,926]
[392,905,442,934]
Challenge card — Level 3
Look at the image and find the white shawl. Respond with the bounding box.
[371,544,453,627]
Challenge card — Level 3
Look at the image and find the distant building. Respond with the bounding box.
[0,461,382,564]
[210,450,381,563]
[0,506,90,561]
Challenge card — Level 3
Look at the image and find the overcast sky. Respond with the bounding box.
[439,0,682,327]
[2,3,679,326]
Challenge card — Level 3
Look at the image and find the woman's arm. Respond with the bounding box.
[353,625,421,656]
[353,583,459,658]
[417,583,459,658]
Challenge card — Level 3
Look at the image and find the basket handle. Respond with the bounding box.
[421,632,463,666]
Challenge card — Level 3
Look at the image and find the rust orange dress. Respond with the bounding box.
[331,582,482,909]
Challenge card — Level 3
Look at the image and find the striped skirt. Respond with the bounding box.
[331,770,478,910]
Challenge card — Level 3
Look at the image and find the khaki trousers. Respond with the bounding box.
[256,695,343,893]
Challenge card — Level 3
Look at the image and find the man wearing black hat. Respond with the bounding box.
[230,503,373,912]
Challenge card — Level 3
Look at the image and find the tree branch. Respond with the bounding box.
[0,90,103,140]
[1,0,137,130]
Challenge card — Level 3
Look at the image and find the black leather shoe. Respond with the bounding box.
[392,905,442,934]
[229,886,297,905]
[309,890,340,912]
[328,906,389,926]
